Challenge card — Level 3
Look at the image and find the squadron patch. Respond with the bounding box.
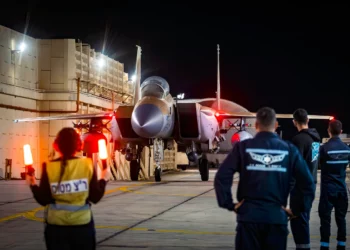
[245,148,288,172]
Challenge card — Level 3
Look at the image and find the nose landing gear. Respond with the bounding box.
[199,157,209,181]
[154,163,161,182]
[153,138,164,182]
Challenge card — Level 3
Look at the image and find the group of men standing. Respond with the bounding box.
[214,107,350,250]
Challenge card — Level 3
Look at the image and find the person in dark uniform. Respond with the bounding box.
[290,108,321,250]
[26,127,109,250]
[318,120,350,250]
[214,107,315,250]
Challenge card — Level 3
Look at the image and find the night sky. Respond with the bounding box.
[1,2,349,140]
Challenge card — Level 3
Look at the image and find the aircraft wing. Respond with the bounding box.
[276,114,333,120]
[216,111,334,120]
[13,112,114,123]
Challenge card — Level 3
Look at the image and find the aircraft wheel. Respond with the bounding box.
[154,168,161,182]
[199,158,209,181]
[130,160,140,181]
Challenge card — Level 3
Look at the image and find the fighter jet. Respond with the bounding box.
[14,45,333,182]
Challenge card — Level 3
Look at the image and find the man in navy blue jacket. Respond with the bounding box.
[214,107,315,250]
[318,120,350,250]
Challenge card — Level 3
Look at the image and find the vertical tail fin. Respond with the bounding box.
[217,44,221,110]
[133,45,142,105]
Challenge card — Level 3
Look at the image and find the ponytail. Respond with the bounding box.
[56,157,68,193]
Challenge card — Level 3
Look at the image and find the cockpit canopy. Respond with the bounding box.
[140,76,170,99]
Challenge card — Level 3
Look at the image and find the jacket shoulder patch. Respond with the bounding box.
[311,142,320,162]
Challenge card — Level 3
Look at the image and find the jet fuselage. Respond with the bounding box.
[127,76,219,148]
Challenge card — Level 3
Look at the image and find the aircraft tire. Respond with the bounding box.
[199,158,209,181]
[154,168,161,182]
[130,160,140,181]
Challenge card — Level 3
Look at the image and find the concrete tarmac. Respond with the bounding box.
[0,170,349,249]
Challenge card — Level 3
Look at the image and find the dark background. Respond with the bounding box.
[1,2,349,141]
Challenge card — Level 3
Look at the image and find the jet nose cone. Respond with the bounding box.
[131,104,164,138]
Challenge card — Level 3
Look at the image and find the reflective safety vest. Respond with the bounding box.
[45,157,94,226]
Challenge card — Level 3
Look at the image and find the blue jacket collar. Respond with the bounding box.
[328,136,341,142]
[255,131,279,139]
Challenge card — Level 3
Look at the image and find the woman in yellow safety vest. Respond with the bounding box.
[26,127,109,250]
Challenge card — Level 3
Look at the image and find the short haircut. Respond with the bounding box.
[293,108,308,124]
[256,107,276,129]
[329,120,342,135]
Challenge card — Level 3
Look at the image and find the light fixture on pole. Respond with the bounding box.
[11,42,26,63]
[98,58,105,68]
[11,42,26,54]
[19,42,26,52]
